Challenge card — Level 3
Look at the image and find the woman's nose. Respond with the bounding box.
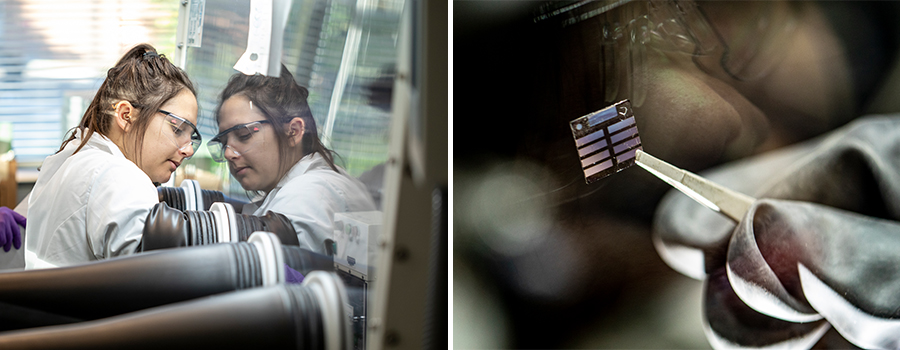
[179,144,194,158]
[224,145,241,159]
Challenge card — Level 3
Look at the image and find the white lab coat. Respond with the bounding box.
[243,153,376,254]
[24,129,158,269]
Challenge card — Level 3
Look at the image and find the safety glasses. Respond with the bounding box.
[128,102,202,157]
[207,120,271,163]
[157,109,202,157]
[534,0,799,107]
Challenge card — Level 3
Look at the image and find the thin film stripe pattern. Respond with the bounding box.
[569,100,643,184]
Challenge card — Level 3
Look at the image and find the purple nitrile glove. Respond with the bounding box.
[285,264,305,284]
[0,207,25,252]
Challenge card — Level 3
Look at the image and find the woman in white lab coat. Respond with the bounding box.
[209,65,376,254]
[25,44,201,269]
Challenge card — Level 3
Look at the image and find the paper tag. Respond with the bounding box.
[233,0,273,75]
[187,0,205,47]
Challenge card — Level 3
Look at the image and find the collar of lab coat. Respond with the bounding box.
[63,128,125,159]
[273,152,327,191]
[247,152,325,208]
[256,153,330,196]
[78,128,124,156]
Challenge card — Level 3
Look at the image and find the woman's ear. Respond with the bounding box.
[113,101,135,132]
[287,117,305,147]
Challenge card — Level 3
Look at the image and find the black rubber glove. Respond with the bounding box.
[233,211,301,246]
[718,199,900,349]
[140,203,300,251]
[140,202,193,251]
[653,116,900,348]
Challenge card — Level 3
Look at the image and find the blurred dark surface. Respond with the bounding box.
[454,4,696,347]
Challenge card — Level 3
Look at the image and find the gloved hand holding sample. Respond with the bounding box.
[652,116,900,348]
[572,101,900,347]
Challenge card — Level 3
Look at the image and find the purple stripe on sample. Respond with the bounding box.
[610,126,638,144]
[607,116,635,134]
[613,136,641,154]
[616,147,639,162]
[575,129,605,147]
[578,139,608,157]
[581,150,611,168]
[584,159,613,177]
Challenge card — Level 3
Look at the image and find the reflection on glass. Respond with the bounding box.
[178,2,403,348]
[179,0,402,201]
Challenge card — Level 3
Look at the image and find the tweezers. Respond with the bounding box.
[634,149,756,222]
[569,99,756,222]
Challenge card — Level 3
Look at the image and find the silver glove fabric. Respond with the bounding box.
[653,116,900,348]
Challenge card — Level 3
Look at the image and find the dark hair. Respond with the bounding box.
[59,43,196,163]
[216,64,340,181]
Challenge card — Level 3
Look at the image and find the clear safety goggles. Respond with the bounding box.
[207,120,271,163]
[130,103,202,157]
[534,0,799,107]
[156,109,202,157]
[128,102,202,158]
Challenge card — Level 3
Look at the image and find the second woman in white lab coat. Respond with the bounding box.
[210,65,376,254]
[25,44,200,269]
